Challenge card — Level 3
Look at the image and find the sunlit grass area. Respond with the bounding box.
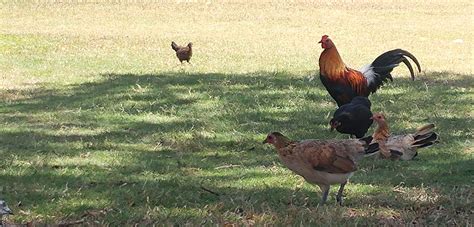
[0,0,472,225]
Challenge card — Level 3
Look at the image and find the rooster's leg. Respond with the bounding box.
[319,185,330,206]
[336,181,347,206]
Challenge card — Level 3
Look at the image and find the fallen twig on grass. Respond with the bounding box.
[200,186,220,196]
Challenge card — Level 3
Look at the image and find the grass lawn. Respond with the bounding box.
[0,0,472,225]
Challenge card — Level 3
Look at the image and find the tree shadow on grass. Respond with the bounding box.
[0,70,472,225]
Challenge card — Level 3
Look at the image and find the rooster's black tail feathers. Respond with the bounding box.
[364,49,421,93]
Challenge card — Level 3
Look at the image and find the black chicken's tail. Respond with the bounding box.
[412,123,439,148]
[361,49,421,93]
[171,41,179,51]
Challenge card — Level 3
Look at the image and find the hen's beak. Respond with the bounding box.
[318,40,322,43]
[369,116,374,120]
[262,139,267,144]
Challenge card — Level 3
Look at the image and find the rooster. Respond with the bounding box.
[318,35,421,106]
[263,132,379,205]
[171,41,193,63]
[371,113,439,160]
[330,96,373,138]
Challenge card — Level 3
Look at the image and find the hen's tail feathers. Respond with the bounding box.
[171,41,179,51]
[414,123,435,136]
[365,143,380,155]
[364,49,421,93]
[359,136,379,155]
[413,123,439,148]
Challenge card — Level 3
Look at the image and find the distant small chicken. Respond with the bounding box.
[330,96,373,138]
[263,132,379,205]
[171,41,193,63]
[371,113,439,160]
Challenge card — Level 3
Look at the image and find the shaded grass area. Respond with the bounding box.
[0,71,472,225]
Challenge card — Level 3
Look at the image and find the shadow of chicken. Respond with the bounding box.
[330,96,373,138]
[263,132,379,205]
[371,113,439,160]
[171,41,193,64]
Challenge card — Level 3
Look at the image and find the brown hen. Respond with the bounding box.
[371,113,439,160]
[171,41,192,63]
[263,132,379,205]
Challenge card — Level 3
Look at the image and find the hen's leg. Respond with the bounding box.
[319,185,330,206]
[336,181,347,205]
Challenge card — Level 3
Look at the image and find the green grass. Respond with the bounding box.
[0,0,473,225]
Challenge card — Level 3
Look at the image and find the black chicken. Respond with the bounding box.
[330,96,373,138]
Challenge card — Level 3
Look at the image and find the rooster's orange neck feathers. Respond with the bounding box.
[319,46,346,79]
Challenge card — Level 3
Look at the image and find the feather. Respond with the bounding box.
[366,49,421,93]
